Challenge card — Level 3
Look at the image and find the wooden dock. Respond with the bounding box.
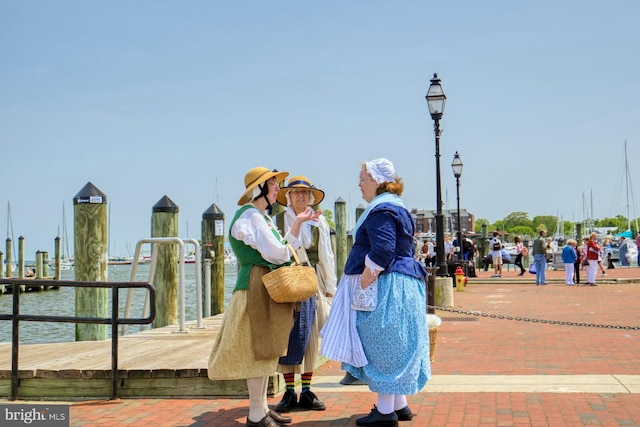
[0,315,288,400]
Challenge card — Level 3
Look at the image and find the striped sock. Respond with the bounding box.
[301,372,312,392]
[283,373,295,391]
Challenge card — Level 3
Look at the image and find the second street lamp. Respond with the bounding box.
[452,151,463,261]
[426,73,447,277]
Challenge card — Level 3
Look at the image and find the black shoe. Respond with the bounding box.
[268,410,291,424]
[298,390,326,411]
[356,406,398,426]
[274,390,297,413]
[246,415,282,427]
[395,405,413,421]
[339,372,364,385]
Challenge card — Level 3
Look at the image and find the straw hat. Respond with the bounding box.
[276,175,325,207]
[237,167,289,205]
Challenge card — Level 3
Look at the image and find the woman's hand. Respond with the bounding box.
[289,208,322,239]
[360,267,377,289]
[296,207,322,223]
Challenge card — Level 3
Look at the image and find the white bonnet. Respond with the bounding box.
[365,158,396,184]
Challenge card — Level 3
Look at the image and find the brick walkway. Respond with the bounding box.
[22,267,640,425]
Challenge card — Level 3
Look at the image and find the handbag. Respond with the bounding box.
[351,278,378,311]
[528,262,537,274]
[261,244,319,303]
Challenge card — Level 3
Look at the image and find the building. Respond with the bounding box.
[411,208,475,240]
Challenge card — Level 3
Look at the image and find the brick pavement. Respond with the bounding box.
[17,266,640,426]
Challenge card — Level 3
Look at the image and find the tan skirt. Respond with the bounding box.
[208,266,294,380]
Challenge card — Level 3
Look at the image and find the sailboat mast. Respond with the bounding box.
[624,140,631,231]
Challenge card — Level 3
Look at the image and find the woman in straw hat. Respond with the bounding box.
[208,166,321,427]
[271,176,337,413]
[320,159,429,427]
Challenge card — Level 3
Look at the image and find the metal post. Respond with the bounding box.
[456,175,462,261]
[434,118,447,276]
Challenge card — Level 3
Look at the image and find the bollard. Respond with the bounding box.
[202,203,225,316]
[151,195,180,329]
[74,182,109,341]
[455,265,465,291]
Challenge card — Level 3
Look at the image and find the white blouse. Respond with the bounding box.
[230,205,302,265]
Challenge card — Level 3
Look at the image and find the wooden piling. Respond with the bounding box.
[334,197,347,282]
[74,182,109,341]
[18,236,25,278]
[0,251,4,292]
[5,238,13,278]
[54,236,62,281]
[202,203,225,316]
[151,195,179,329]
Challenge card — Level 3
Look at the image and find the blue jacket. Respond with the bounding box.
[561,246,577,263]
[344,202,427,279]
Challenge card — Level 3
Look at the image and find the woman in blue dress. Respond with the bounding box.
[321,158,429,427]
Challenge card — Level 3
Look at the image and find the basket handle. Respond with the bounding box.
[286,244,302,266]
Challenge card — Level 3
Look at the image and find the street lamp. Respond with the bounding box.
[451,151,463,261]
[426,73,447,277]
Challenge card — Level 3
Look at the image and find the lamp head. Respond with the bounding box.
[426,73,446,120]
[451,151,463,177]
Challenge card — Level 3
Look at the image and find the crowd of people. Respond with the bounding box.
[205,159,639,427]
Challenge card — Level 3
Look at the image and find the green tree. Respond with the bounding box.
[533,215,557,235]
[322,209,335,229]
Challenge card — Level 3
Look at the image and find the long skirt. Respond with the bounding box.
[321,272,430,395]
[208,266,294,380]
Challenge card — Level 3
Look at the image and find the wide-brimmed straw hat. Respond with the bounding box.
[276,175,325,207]
[237,167,289,205]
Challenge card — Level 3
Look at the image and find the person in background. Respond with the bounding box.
[207,166,322,427]
[574,240,584,284]
[420,240,430,268]
[585,232,601,286]
[272,176,337,413]
[321,158,429,427]
[636,231,640,266]
[562,239,577,285]
[532,230,548,285]
[488,231,503,278]
[444,234,454,261]
[618,236,629,267]
[514,236,527,276]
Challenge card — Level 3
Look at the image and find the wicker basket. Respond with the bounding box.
[428,327,438,363]
[262,245,319,303]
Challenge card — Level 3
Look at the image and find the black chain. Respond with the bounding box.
[428,305,640,330]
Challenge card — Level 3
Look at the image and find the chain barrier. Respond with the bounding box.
[428,305,640,330]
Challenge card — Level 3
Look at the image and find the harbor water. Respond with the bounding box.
[0,263,238,344]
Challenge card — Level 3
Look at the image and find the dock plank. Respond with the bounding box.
[0,314,285,399]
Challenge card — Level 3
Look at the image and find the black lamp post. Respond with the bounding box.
[426,73,447,277]
[452,151,463,261]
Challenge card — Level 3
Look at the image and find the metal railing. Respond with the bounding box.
[0,278,156,401]
[121,237,204,335]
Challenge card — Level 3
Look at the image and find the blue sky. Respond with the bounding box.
[2,1,639,258]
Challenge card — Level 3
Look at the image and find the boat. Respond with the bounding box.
[224,247,236,265]
[610,141,638,265]
[50,202,74,270]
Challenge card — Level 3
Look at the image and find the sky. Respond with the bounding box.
[2,1,639,259]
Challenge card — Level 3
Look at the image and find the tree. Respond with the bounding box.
[533,215,557,235]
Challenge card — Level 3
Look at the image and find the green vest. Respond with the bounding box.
[229,205,287,292]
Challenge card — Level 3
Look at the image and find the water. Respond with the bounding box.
[0,263,238,344]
